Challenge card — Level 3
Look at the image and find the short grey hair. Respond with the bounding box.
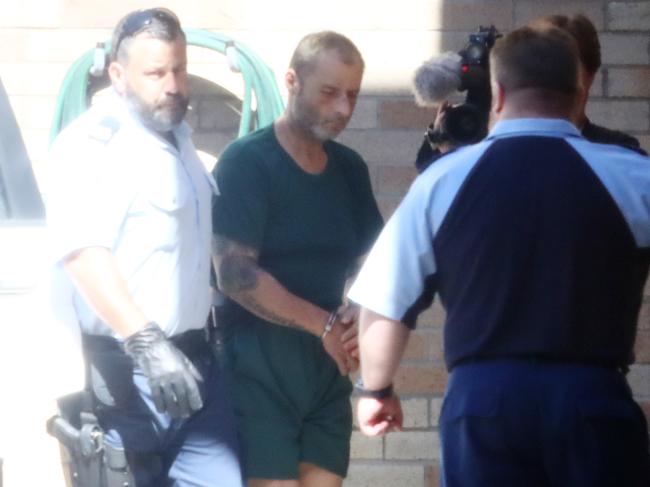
[289,31,364,80]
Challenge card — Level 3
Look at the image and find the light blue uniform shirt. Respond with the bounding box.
[47,92,215,337]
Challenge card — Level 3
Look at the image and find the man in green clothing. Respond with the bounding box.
[211,31,383,487]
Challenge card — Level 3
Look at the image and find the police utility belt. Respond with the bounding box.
[46,326,212,487]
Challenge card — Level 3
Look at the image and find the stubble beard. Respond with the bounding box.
[292,92,347,142]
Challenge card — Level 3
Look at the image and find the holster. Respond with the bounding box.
[48,325,213,486]
[46,380,135,487]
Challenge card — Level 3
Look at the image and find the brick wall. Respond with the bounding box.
[2,1,649,486]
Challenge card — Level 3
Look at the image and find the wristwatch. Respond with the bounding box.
[354,378,394,399]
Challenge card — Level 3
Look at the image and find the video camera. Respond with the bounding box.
[414,26,502,169]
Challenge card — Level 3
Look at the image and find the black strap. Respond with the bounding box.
[354,378,394,399]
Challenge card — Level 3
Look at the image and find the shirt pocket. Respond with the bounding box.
[142,169,191,248]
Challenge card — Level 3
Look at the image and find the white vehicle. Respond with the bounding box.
[0,78,73,487]
[0,77,46,291]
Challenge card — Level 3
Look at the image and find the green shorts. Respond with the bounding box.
[225,321,352,479]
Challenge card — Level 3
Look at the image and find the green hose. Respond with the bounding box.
[49,28,285,143]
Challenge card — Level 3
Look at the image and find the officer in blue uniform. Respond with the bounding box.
[350,26,650,486]
[46,8,243,486]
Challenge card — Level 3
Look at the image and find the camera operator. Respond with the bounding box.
[413,26,501,172]
[530,13,646,154]
[414,16,645,174]
[414,101,454,171]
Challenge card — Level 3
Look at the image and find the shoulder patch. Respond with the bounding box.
[88,116,121,143]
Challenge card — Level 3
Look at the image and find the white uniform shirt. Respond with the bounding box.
[47,92,215,337]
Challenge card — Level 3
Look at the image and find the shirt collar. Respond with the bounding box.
[486,118,583,141]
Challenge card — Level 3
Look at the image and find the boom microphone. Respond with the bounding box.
[412,52,463,106]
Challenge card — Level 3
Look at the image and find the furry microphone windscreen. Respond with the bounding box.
[412,52,463,106]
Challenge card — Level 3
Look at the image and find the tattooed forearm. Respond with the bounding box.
[213,234,261,293]
[237,294,307,332]
[218,255,260,293]
[213,234,309,332]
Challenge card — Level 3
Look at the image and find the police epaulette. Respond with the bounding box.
[88,116,121,143]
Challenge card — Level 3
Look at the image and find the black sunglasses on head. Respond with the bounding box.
[113,8,181,57]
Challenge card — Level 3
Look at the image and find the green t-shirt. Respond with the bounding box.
[212,124,383,333]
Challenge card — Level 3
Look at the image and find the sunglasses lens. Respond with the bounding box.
[114,9,180,56]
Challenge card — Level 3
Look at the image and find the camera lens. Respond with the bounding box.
[464,44,486,64]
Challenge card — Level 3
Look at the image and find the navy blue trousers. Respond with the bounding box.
[84,331,244,487]
[439,360,650,487]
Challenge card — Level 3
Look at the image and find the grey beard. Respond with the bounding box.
[125,91,188,133]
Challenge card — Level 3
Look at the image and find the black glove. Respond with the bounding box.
[124,322,203,418]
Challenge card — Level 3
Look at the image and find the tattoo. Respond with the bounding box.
[213,234,307,332]
[219,255,260,293]
[213,234,261,293]
[238,294,307,332]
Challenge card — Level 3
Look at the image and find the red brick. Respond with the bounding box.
[608,2,650,31]
[634,330,650,363]
[639,136,650,157]
[376,165,418,195]
[600,34,650,66]
[337,129,424,165]
[638,298,650,331]
[638,401,650,429]
[586,100,649,132]
[430,397,444,427]
[609,68,650,98]
[350,431,383,459]
[385,431,439,460]
[403,331,428,361]
[403,329,444,362]
[514,1,604,29]
[346,463,425,487]
[395,364,448,395]
[435,0,514,31]
[426,464,442,487]
[419,299,447,328]
[402,398,430,429]
[376,196,402,221]
[431,330,444,363]
[379,99,437,130]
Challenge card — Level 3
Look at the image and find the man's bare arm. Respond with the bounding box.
[213,234,356,374]
[355,307,410,436]
[66,247,205,417]
[358,307,410,390]
[213,234,328,335]
[64,246,149,338]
